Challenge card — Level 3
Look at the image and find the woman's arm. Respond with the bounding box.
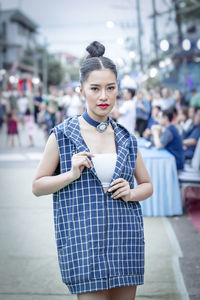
[32,133,74,196]
[130,148,153,201]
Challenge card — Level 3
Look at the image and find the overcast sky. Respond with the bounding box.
[1,0,175,64]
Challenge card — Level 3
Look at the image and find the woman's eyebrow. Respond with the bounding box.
[90,83,116,86]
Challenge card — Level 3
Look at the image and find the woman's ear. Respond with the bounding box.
[79,85,86,98]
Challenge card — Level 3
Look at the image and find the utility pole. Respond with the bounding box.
[0,1,3,70]
[43,37,48,94]
[172,0,183,46]
[152,0,158,60]
[136,0,144,72]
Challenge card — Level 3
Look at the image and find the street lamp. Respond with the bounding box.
[129,51,136,59]
[164,58,172,66]
[32,77,40,85]
[9,76,18,84]
[116,58,124,67]
[160,39,169,52]
[182,39,191,51]
[149,67,158,78]
[106,21,115,28]
[159,61,166,68]
[117,37,124,45]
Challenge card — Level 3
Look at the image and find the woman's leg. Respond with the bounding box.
[109,286,137,300]
[77,289,110,300]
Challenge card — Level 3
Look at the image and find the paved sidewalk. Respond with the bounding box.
[0,166,190,300]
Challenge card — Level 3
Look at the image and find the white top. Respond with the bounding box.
[117,99,136,134]
[92,153,117,187]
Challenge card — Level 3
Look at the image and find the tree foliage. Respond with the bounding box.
[47,58,66,86]
[21,45,66,87]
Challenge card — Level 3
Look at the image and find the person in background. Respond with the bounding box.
[151,109,184,170]
[24,108,35,147]
[34,88,43,124]
[135,90,151,137]
[44,87,59,135]
[176,106,189,135]
[143,105,161,140]
[182,107,200,160]
[190,90,200,107]
[173,89,185,111]
[115,87,136,135]
[171,107,178,125]
[17,93,29,127]
[152,90,162,107]
[160,87,175,110]
[8,91,17,111]
[6,109,21,147]
[189,89,197,106]
[62,87,82,118]
[0,92,7,131]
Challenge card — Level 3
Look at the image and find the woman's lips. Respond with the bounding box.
[98,104,109,110]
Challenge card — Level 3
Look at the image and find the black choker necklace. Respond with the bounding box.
[82,111,110,133]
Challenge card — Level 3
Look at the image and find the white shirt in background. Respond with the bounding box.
[62,94,82,117]
[117,99,136,135]
[17,96,28,114]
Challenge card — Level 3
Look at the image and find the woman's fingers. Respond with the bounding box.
[73,156,93,169]
[75,151,95,157]
[111,187,128,199]
[108,180,128,192]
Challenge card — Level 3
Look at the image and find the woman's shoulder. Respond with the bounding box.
[54,116,77,131]
[111,117,138,148]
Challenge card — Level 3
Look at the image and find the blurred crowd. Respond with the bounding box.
[0,84,200,171]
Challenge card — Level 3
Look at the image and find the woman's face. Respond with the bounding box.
[81,69,118,121]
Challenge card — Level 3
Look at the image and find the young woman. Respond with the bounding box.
[32,41,153,300]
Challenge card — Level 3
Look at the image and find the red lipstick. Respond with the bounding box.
[98,104,109,110]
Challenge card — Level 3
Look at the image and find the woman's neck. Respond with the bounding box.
[87,110,108,123]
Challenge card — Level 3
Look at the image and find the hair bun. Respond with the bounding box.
[86,41,105,58]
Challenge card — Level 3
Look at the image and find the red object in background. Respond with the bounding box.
[18,78,23,93]
[184,186,200,234]
[27,75,32,92]
[7,81,13,91]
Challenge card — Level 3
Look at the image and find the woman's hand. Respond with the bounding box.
[108,178,131,202]
[70,151,94,181]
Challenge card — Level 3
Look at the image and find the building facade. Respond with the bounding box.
[0,9,38,72]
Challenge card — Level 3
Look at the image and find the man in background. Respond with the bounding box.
[114,88,136,135]
[152,109,184,170]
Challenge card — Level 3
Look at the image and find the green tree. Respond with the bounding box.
[21,45,66,87]
[47,57,66,86]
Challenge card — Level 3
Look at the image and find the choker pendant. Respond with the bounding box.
[82,111,110,133]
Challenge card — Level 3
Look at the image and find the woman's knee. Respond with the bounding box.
[77,289,110,300]
[108,286,137,300]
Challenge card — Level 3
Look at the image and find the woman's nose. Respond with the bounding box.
[100,89,107,100]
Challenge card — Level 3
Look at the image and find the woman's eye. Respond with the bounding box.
[108,86,115,91]
[91,87,98,91]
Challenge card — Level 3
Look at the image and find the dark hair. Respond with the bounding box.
[126,88,135,98]
[80,41,118,85]
[25,108,31,115]
[194,106,200,113]
[162,109,173,122]
[153,105,161,111]
[180,106,188,118]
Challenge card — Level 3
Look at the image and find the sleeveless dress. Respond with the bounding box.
[50,115,145,294]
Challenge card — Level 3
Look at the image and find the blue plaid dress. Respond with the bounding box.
[51,115,145,294]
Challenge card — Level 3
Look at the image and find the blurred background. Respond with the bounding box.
[0,1,200,299]
[0,0,200,94]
